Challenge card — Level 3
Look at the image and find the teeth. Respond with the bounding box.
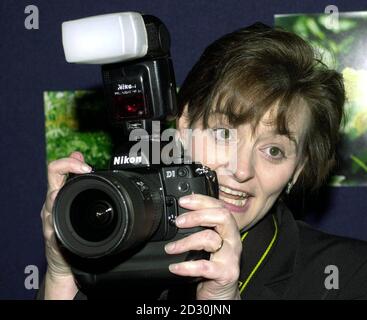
[219,185,248,198]
[220,197,248,207]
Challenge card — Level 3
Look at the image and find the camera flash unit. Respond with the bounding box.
[62,12,148,64]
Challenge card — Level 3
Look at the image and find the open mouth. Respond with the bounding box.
[219,185,252,209]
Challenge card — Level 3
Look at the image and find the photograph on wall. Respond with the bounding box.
[275,11,367,186]
[44,89,177,169]
[44,90,113,169]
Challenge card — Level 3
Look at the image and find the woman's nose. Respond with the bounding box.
[231,143,254,183]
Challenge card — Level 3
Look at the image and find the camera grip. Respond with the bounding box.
[72,232,209,293]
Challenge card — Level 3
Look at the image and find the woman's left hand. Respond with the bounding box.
[165,194,242,300]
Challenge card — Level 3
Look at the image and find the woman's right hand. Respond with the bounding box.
[40,151,92,299]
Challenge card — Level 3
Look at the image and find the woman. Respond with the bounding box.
[40,23,367,299]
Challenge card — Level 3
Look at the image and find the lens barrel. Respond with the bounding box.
[53,172,163,258]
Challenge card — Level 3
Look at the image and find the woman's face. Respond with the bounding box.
[178,105,308,230]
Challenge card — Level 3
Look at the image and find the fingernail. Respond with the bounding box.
[81,165,92,173]
[164,242,176,253]
[169,264,178,272]
[179,196,191,205]
[176,216,185,226]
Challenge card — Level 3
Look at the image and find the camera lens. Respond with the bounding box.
[53,172,164,258]
[70,190,118,242]
[91,201,113,225]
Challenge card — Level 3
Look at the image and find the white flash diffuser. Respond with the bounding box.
[62,12,148,64]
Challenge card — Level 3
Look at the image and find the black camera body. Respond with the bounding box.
[55,12,219,292]
[54,162,218,291]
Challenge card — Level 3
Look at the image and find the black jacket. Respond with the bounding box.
[38,201,367,300]
[237,200,367,299]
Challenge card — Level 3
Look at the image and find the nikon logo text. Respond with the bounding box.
[114,156,142,165]
[117,84,137,90]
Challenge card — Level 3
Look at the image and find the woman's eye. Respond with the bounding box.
[263,146,285,160]
[213,128,233,142]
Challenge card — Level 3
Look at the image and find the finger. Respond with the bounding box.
[175,208,240,241]
[179,194,224,210]
[69,151,85,162]
[169,259,240,284]
[47,157,91,191]
[169,259,223,279]
[165,229,222,254]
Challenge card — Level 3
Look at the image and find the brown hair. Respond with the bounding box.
[177,22,345,191]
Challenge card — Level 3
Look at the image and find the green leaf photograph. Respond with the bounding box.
[44,91,113,169]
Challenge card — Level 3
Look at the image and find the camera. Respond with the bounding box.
[53,12,218,292]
